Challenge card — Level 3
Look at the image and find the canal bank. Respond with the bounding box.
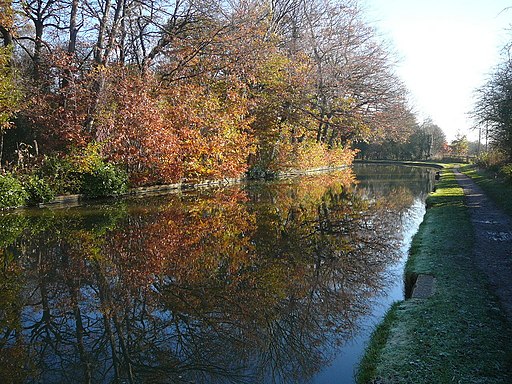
[357,166,512,384]
[30,166,349,209]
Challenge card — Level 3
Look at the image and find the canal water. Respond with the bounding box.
[0,164,434,383]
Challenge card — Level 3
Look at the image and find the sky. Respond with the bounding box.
[363,0,511,142]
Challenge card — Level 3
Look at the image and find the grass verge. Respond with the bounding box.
[356,167,512,384]
[460,165,512,217]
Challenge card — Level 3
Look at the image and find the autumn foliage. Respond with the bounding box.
[27,54,95,150]
[0,0,417,186]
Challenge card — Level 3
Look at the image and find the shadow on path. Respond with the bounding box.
[454,169,512,320]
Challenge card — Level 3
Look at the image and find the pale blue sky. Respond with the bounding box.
[364,0,511,141]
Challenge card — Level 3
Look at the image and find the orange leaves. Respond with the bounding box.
[86,67,254,186]
[25,53,96,152]
[19,2,362,183]
[161,80,254,183]
[22,7,357,184]
[25,54,256,185]
[94,68,183,185]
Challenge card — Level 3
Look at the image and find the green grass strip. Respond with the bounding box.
[357,302,401,384]
[356,168,512,384]
[461,165,512,217]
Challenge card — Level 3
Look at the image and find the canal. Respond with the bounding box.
[0,164,434,383]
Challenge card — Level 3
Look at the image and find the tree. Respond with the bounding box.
[0,0,14,47]
[0,1,21,164]
[5,0,415,179]
[0,49,20,127]
[404,119,446,160]
[14,0,63,80]
[473,57,512,161]
[356,117,447,161]
[450,134,469,157]
[298,0,411,147]
[26,54,95,152]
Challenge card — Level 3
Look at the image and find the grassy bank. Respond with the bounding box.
[461,165,512,217]
[356,167,512,384]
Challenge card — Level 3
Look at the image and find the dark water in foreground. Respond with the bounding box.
[0,164,434,384]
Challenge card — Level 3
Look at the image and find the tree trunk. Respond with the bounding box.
[119,0,127,65]
[0,133,4,168]
[33,20,44,80]
[68,0,79,54]
[94,0,112,65]
[0,25,12,47]
[103,0,124,64]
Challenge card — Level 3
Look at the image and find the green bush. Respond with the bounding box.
[0,173,28,208]
[39,155,82,194]
[81,162,128,198]
[23,174,56,205]
[71,142,128,198]
[500,163,512,182]
[39,144,129,199]
[476,150,508,172]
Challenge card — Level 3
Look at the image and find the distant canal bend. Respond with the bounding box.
[0,164,434,383]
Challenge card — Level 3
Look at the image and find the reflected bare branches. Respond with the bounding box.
[0,167,430,383]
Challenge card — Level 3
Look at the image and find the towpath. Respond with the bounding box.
[454,169,512,320]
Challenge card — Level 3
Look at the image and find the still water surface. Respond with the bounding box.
[0,164,434,383]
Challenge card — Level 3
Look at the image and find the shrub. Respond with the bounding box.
[81,162,128,198]
[500,163,512,182]
[23,174,56,205]
[70,142,104,174]
[39,143,129,199]
[39,155,82,194]
[0,173,28,208]
[476,150,508,172]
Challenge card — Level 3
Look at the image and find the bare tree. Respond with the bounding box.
[472,57,512,160]
[297,0,409,147]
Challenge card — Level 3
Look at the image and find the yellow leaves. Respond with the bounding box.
[0,0,14,30]
[158,79,254,182]
[260,139,356,174]
[0,46,21,129]
[68,142,104,173]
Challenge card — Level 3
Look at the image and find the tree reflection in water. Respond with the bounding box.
[0,168,426,384]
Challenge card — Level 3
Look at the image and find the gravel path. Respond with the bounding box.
[454,169,512,320]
